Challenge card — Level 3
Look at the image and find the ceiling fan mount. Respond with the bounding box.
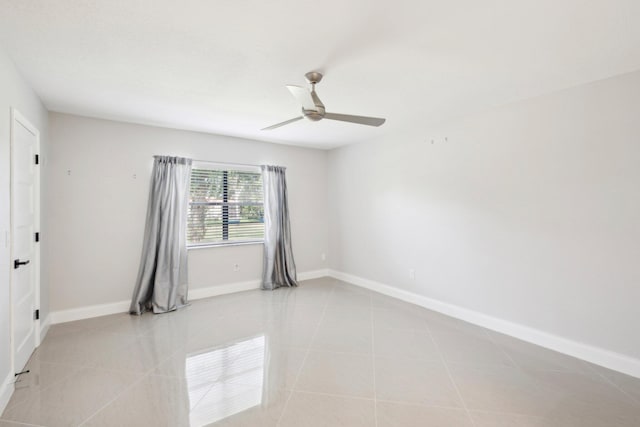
[262,71,385,131]
[304,71,324,85]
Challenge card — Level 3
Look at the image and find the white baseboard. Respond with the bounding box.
[0,372,13,416]
[50,300,131,324]
[39,314,51,343]
[298,269,329,281]
[189,279,261,300]
[188,270,328,300]
[328,269,640,379]
[49,270,328,325]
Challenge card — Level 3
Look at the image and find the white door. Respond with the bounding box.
[10,109,40,373]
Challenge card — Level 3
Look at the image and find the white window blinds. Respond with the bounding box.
[187,167,264,246]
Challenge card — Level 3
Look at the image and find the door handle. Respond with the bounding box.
[14,259,30,269]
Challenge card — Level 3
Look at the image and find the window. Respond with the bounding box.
[187,165,264,247]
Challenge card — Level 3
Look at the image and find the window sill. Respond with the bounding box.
[187,240,264,250]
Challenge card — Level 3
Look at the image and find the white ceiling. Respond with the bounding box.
[1,0,640,149]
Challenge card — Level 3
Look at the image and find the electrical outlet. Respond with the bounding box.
[321,253,326,262]
[409,269,415,280]
[233,263,240,272]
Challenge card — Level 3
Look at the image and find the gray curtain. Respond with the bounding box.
[130,156,192,315]
[261,165,298,290]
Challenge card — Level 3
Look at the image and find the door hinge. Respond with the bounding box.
[35,154,40,165]
[34,309,40,320]
[35,232,40,242]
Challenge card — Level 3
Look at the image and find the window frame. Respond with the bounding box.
[187,162,264,249]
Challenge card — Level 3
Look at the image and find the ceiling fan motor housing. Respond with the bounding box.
[302,109,324,121]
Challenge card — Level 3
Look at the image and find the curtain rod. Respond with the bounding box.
[191,159,286,170]
[192,159,261,168]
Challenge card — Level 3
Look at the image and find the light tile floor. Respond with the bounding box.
[2,277,640,426]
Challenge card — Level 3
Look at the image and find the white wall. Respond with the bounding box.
[328,70,640,361]
[0,47,49,409]
[47,113,328,312]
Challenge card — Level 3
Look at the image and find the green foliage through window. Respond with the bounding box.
[187,168,264,245]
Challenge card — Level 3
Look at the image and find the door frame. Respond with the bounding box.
[9,107,41,374]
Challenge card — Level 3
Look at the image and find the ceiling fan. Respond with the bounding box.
[262,71,386,130]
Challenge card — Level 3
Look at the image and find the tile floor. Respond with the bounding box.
[2,277,640,426]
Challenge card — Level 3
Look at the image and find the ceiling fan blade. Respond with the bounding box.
[324,112,386,127]
[286,85,316,110]
[261,116,304,131]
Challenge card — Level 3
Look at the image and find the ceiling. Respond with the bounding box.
[1,0,640,149]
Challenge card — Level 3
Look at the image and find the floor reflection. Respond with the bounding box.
[188,335,266,426]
